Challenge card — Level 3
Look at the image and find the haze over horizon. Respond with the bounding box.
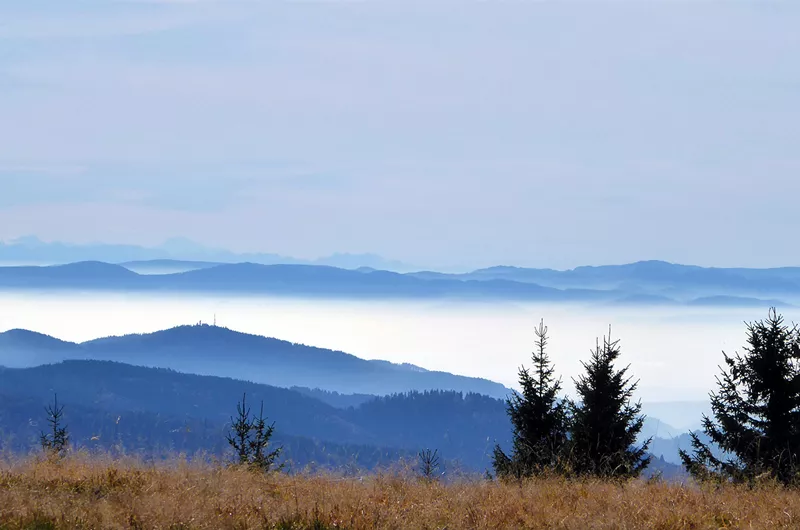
[7,234,800,273]
[2,290,796,412]
[2,1,799,270]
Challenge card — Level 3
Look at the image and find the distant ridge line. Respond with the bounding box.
[0,323,511,399]
[0,260,796,307]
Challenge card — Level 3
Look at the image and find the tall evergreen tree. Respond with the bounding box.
[250,401,283,472]
[680,308,800,485]
[493,319,569,478]
[40,393,69,459]
[227,393,253,466]
[569,331,650,479]
[226,393,282,472]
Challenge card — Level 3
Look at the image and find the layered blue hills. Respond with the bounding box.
[0,324,510,399]
[0,259,796,307]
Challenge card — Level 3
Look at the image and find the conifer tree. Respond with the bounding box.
[569,331,650,479]
[227,393,282,472]
[40,393,69,459]
[227,393,253,466]
[493,319,569,478]
[680,308,800,485]
[250,401,283,472]
[418,448,441,481]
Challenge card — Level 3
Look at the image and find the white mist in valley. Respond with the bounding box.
[2,291,796,428]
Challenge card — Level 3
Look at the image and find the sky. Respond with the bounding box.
[1,0,798,271]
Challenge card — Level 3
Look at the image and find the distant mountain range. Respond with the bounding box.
[411,261,800,301]
[0,259,796,307]
[4,237,800,304]
[0,324,510,399]
[0,236,418,272]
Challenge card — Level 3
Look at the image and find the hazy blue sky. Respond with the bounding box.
[1,1,798,270]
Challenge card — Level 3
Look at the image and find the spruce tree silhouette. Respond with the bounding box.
[493,319,569,478]
[569,330,650,479]
[250,401,283,472]
[417,448,441,481]
[40,393,69,459]
[680,308,800,485]
[226,393,282,472]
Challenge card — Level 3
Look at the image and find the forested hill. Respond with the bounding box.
[0,360,686,479]
[0,360,512,472]
[0,324,510,399]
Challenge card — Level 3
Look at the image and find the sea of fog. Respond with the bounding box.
[2,291,797,429]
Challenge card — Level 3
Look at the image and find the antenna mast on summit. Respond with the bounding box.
[214,314,217,326]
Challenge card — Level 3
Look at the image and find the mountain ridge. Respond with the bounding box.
[0,324,511,399]
[0,237,419,272]
[0,260,796,307]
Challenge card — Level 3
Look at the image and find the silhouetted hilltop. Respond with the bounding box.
[0,329,81,366]
[0,261,137,288]
[0,329,75,351]
[0,324,511,399]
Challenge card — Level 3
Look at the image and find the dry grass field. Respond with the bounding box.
[1,454,800,530]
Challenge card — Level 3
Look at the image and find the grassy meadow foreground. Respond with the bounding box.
[1,455,800,530]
